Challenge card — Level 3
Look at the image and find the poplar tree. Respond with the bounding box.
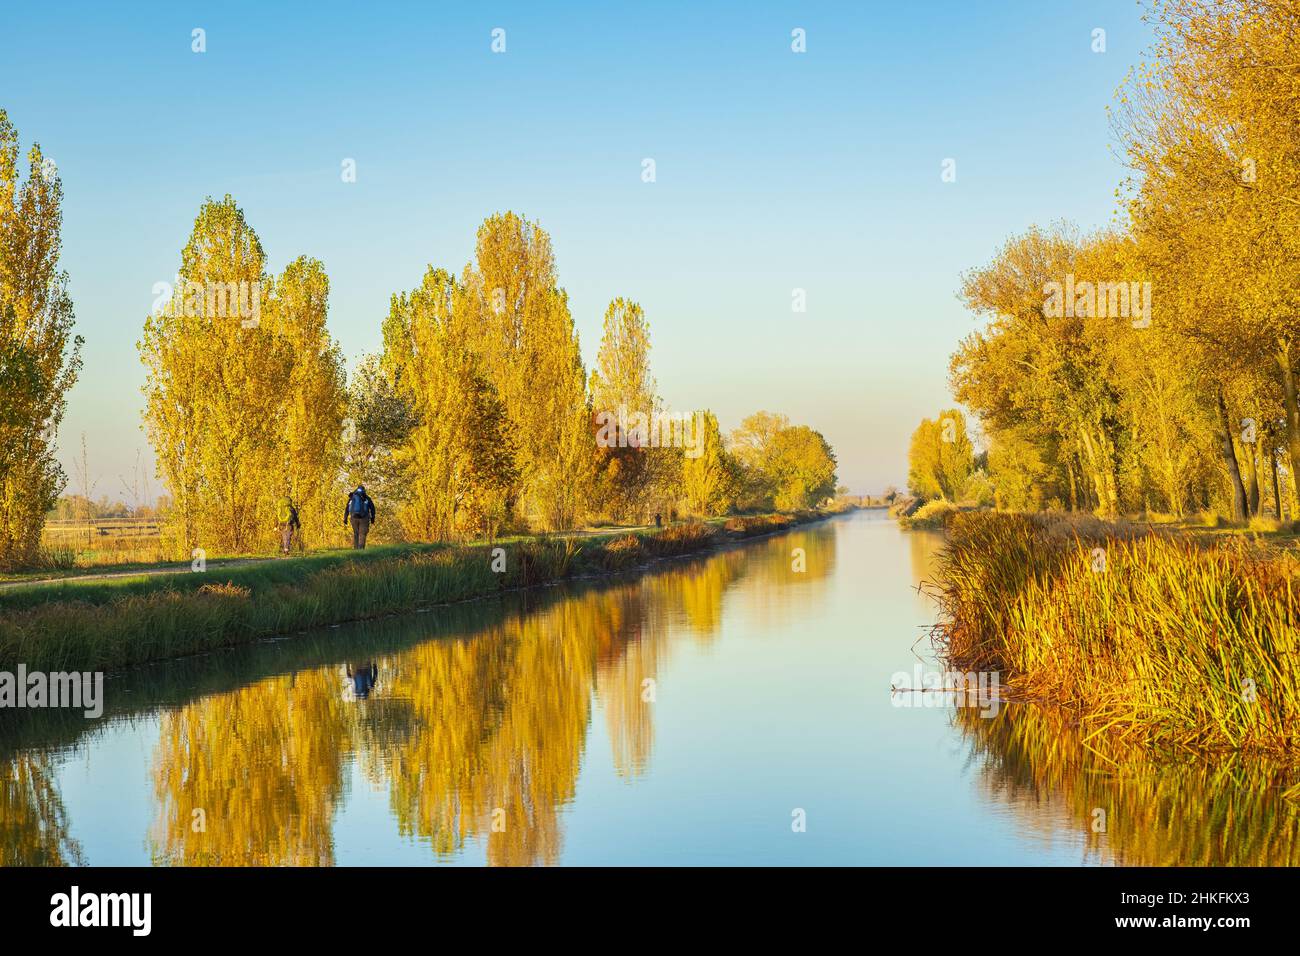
[678,411,737,515]
[140,196,346,554]
[458,212,592,530]
[590,297,659,520]
[381,267,516,540]
[264,256,347,544]
[0,109,83,569]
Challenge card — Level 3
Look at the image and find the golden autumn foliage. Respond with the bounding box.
[940,1,1300,519]
[139,196,346,556]
[725,411,836,512]
[130,199,836,560]
[907,409,974,503]
[353,213,837,537]
[381,267,516,540]
[362,213,593,537]
[456,213,592,531]
[0,109,82,570]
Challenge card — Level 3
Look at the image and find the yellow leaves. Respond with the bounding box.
[377,215,592,536]
[0,109,81,569]
[140,198,346,556]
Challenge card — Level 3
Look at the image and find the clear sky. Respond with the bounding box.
[0,1,1153,497]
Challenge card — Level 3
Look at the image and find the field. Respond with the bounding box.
[39,518,167,569]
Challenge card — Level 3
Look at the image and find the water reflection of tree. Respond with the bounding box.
[720,528,837,631]
[376,609,587,866]
[0,753,84,865]
[150,668,351,865]
[141,548,747,865]
[141,536,826,866]
[956,705,1300,865]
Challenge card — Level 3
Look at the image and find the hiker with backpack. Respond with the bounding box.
[343,484,376,549]
[276,495,301,556]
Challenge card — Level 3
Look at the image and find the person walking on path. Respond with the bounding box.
[276,496,301,556]
[344,485,376,549]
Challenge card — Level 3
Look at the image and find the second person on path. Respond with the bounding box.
[344,484,376,549]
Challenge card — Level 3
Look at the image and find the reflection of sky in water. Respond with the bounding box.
[19,511,1299,865]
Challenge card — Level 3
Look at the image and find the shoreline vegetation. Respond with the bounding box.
[0,509,843,674]
[927,511,1300,773]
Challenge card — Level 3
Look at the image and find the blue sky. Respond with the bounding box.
[0,1,1152,495]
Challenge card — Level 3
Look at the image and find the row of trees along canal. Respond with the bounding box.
[0,105,837,568]
[909,1,1300,523]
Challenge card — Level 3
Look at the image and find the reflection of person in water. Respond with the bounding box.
[346,662,378,700]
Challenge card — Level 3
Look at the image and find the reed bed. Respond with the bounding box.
[898,499,959,530]
[934,512,1300,761]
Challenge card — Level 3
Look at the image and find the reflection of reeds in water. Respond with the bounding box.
[955,704,1300,865]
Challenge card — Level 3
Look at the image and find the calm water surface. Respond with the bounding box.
[3,510,1296,865]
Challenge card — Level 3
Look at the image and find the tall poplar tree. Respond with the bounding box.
[0,109,83,569]
[381,267,517,541]
[140,196,346,554]
[458,212,592,530]
[590,297,659,520]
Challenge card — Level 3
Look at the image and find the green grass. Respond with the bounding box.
[0,512,829,673]
[0,543,447,610]
[933,511,1300,762]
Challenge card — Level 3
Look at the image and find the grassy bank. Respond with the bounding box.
[932,512,1300,762]
[0,512,829,673]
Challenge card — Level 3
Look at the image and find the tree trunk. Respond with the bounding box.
[1216,388,1248,520]
[1277,349,1300,519]
[1272,447,1284,520]
[1079,426,1119,517]
[1243,437,1261,516]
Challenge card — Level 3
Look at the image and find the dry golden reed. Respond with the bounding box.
[934,512,1300,760]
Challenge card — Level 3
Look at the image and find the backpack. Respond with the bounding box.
[348,492,367,517]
